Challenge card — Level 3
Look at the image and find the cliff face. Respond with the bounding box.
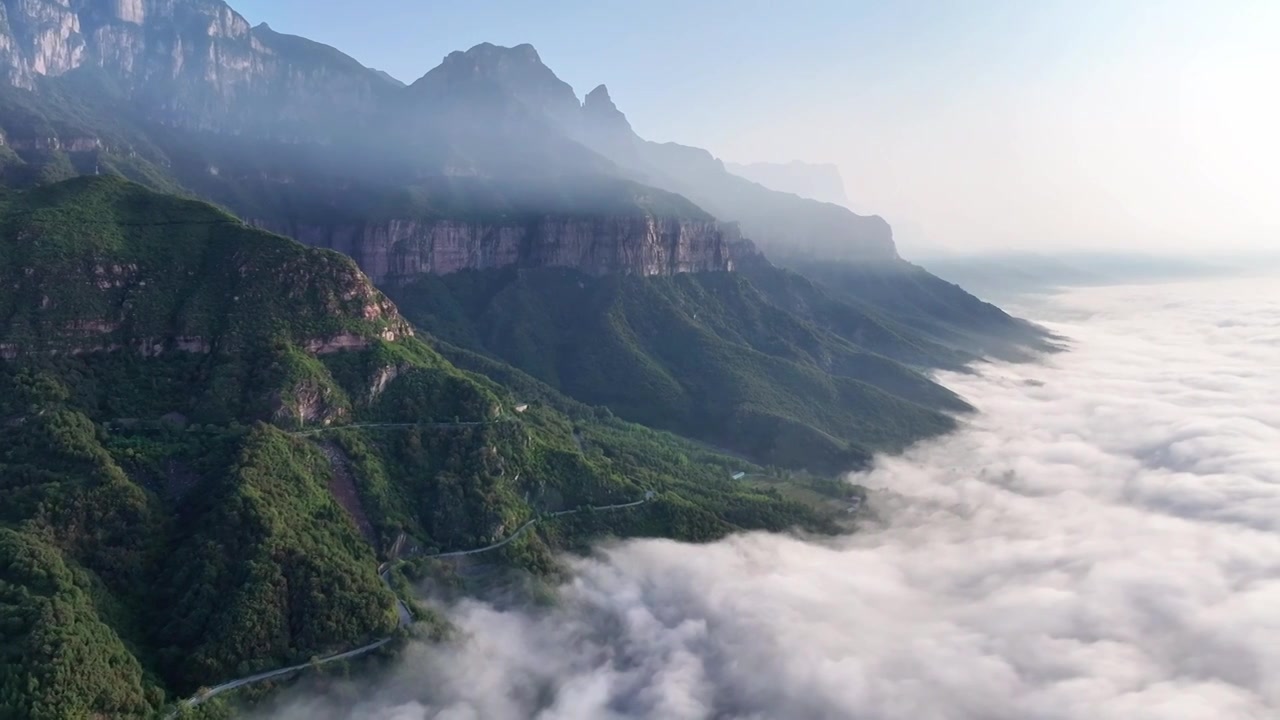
[0,0,392,140]
[253,216,735,283]
[0,0,86,86]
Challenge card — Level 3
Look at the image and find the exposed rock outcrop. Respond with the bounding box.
[0,0,86,87]
[0,0,391,139]
[270,379,347,427]
[252,216,735,283]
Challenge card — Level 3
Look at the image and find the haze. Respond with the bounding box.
[236,0,1278,258]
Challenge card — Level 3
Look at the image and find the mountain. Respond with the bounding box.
[725,160,851,206]
[768,254,1060,362]
[0,12,742,279]
[0,177,832,717]
[387,266,970,473]
[0,7,1053,394]
[567,85,1052,356]
[410,42,583,132]
[0,9,1065,713]
[0,9,1053,467]
[0,1,393,140]
[576,84,898,262]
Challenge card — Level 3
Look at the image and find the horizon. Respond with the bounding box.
[235,0,1279,259]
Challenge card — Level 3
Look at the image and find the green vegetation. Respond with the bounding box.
[0,175,406,356]
[389,267,968,472]
[0,528,159,720]
[153,427,397,690]
[766,255,1057,362]
[0,178,834,716]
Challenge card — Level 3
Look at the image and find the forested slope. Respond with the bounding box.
[389,267,969,472]
[0,178,828,716]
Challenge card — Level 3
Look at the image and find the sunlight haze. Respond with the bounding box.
[234,0,1279,257]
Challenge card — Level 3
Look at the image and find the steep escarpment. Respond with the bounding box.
[0,0,87,87]
[0,0,394,140]
[253,215,734,282]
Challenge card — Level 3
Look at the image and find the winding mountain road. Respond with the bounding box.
[425,518,541,559]
[166,493,652,716]
[175,638,392,712]
[418,496,653,559]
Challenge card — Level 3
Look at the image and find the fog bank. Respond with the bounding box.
[261,276,1280,719]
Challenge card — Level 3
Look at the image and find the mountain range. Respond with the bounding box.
[0,1,1053,716]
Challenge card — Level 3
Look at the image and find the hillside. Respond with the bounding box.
[768,254,1061,362]
[0,178,831,717]
[388,267,969,473]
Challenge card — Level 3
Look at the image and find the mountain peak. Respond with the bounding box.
[580,83,635,145]
[415,41,580,125]
[584,84,616,110]
[448,42,545,68]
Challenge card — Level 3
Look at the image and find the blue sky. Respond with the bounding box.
[232,1,1081,144]
[233,0,1278,256]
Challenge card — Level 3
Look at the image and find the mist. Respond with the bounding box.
[234,1,1279,258]
[255,275,1280,719]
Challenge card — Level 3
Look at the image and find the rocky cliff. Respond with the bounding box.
[252,216,735,283]
[0,0,393,140]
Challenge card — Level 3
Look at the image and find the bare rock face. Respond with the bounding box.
[0,0,390,139]
[0,0,86,86]
[252,216,735,283]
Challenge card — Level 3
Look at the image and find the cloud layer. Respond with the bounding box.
[262,277,1280,720]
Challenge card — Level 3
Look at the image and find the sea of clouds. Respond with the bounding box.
[262,276,1280,720]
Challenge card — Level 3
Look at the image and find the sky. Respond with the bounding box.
[232,0,1280,256]
[250,274,1280,718]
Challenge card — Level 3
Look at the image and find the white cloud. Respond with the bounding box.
[261,276,1280,720]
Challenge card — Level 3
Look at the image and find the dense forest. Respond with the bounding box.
[0,178,832,717]
[388,266,968,472]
